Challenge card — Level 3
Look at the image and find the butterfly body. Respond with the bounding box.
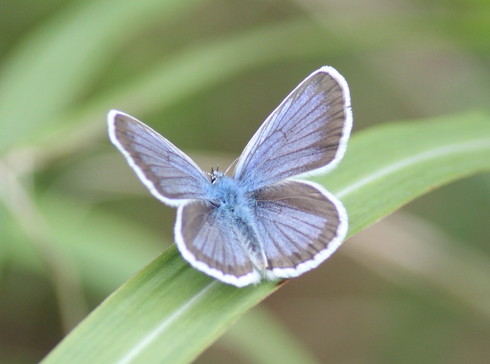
[208,173,250,209]
[108,66,352,287]
[204,173,268,270]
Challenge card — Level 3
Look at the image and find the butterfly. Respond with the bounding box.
[108,66,352,287]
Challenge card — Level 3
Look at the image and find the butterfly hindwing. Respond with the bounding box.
[253,180,348,278]
[175,201,260,287]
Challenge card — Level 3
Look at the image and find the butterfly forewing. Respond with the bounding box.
[176,201,260,287]
[108,111,210,206]
[253,180,348,278]
[234,66,352,191]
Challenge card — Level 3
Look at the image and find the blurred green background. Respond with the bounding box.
[0,0,489,363]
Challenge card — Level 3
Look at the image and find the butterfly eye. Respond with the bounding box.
[210,168,225,184]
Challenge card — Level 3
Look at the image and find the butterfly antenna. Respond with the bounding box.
[225,157,239,176]
[204,167,213,177]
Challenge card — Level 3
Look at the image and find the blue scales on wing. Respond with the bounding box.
[252,180,348,278]
[176,201,260,286]
[109,111,210,206]
[234,67,352,191]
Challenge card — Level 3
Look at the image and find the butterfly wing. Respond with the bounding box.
[253,180,348,279]
[108,110,210,206]
[175,201,260,287]
[234,66,352,191]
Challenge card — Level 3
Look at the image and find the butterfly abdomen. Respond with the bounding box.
[209,176,267,270]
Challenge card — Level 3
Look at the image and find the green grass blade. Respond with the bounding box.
[320,111,490,233]
[41,112,490,364]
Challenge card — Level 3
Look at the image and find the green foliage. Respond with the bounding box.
[41,113,490,363]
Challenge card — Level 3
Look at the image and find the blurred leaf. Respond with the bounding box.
[40,195,164,293]
[0,201,43,273]
[0,187,163,297]
[344,211,490,318]
[221,307,320,364]
[28,19,330,159]
[0,0,202,153]
[41,111,490,363]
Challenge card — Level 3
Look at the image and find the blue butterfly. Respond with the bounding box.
[108,66,352,287]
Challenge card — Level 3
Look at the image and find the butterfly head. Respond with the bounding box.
[206,171,252,214]
[209,166,225,184]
